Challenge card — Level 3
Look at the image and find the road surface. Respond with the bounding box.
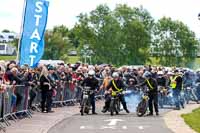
[48,107,173,133]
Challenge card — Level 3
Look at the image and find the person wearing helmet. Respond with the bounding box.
[81,70,99,115]
[157,71,168,108]
[137,71,159,116]
[102,72,130,113]
[170,70,185,110]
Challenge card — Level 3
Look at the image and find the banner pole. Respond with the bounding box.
[16,0,27,65]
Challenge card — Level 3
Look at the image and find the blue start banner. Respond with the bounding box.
[19,0,49,68]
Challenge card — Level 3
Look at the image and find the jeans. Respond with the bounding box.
[184,87,198,103]
[173,89,184,109]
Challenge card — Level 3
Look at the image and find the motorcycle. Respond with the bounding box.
[136,90,149,117]
[80,86,95,116]
[184,85,198,104]
[158,86,174,108]
[109,90,122,116]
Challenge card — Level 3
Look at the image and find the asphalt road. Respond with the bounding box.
[48,108,173,133]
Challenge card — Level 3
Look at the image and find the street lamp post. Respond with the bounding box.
[81,44,93,64]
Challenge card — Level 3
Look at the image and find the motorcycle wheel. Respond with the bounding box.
[110,100,115,116]
[115,100,120,115]
[136,100,148,117]
[85,100,90,114]
[81,99,87,116]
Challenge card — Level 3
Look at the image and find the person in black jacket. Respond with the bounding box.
[139,71,159,116]
[157,71,168,108]
[102,72,130,113]
[81,70,99,115]
[39,66,54,113]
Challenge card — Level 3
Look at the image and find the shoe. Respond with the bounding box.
[92,112,98,115]
[156,112,159,116]
[101,108,107,113]
[147,113,153,116]
[125,109,130,113]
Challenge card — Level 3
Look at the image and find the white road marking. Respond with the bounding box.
[80,126,85,129]
[100,126,116,129]
[122,126,127,129]
[138,126,144,130]
[104,119,124,126]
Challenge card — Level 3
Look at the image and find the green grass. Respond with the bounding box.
[0,55,80,64]
[1,55,200,67]
[181,108,200,133]
[0,55,16,61]
[67,56,80,64]
[147,57,200,70]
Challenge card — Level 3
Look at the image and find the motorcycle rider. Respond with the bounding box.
[157,70,168,108]
[170,70,184,110]
[183,71,199,104]
[101,72,130,113]
[138,71,159,116]
[80,70,99,115]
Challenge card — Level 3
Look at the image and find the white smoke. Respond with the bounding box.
[124,90,141,113]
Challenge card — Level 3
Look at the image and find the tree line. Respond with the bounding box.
[10,4,200,67]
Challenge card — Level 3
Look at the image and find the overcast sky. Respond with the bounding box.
[0,0,199,38]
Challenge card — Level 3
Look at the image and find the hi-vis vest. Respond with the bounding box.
[170,76,178,89]
[146,79,154,90]
[111,80,122,96]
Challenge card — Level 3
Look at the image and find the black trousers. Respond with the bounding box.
[80,93,96,113]
[29,89,36,108]
[148,93,159,114]
[90,93,96,113]
[41,90,53,112]
[104,93,128,111]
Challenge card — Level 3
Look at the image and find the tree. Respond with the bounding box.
[114,5,153,65]
[153,17,199,67]
[43,25,73,62]
[73,4,154,65]
[122,20,151,65]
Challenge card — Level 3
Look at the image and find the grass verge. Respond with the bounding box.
[0,55,80,64]
[181,108,200,133]
[0,55,16,61]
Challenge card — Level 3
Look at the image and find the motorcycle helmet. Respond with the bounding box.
[88,70,95,76]
[112,72,119,78]
[142,71,152,78]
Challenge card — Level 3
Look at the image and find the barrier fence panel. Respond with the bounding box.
[29,85,42,112]
[0,93,3,119]
[0,92,6,132]
[52,79,104,106]
[2,87,13,126]
[12,85,31,118]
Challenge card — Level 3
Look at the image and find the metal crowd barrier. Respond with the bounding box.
[52,78,104,106]
[52,81,84,106]
[0,84,32,132]
[30,85,42,112]
[0,91,6,132]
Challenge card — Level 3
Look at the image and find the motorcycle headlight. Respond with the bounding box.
[83,95,88,99]
[112,91,117,96]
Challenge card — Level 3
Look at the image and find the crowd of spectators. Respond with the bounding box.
[0,60,200,115]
